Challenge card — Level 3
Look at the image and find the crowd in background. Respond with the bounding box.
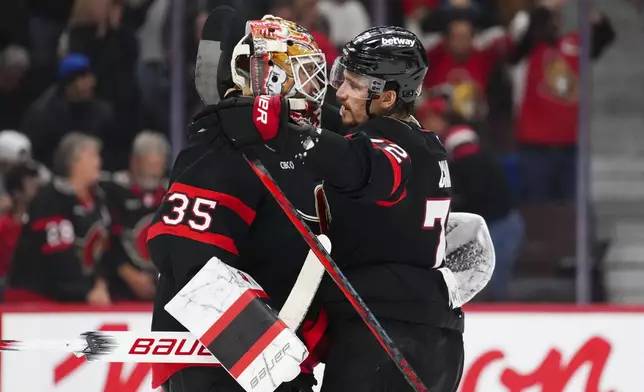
[0,0,616,304]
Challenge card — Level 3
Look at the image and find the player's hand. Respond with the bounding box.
[87,281,111,306]
[190,95,289,149]
[119,264,156,300]
[283,373,317,392]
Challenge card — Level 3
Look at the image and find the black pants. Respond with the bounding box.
[320,319,464,392]
[162,366,307,392]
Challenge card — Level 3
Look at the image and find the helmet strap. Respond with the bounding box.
[365,96,377,119]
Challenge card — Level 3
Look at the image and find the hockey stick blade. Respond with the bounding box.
[243,152,429,392]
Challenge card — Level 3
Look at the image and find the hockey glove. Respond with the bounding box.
[190,95,290,149]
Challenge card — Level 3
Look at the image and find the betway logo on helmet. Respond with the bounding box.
[381,37,415,46]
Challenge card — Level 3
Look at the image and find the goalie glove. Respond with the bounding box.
[440,212,495,308]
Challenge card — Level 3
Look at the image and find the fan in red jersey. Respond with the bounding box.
[422,7,520,123]
[508,3,615,202]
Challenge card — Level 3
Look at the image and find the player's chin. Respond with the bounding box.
[340,106,358,126]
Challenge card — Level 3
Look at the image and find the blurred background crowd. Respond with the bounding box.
[0,0,631,306]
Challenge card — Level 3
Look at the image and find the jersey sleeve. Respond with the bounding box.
[302,127,411,205]
[147,150,265,290]
[23,201,94,301]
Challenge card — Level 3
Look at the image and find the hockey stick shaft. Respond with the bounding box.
[243,153,429,392]
[0,332,218,363]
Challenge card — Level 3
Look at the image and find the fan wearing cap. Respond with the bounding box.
[0,130,50,212]
[21,53,113,168]
[0,130,32,211]
[417,95,524,301]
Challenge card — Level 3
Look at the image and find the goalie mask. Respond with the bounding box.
[231,16,328,126]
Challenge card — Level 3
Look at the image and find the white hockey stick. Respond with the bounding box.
[0,238,329,364]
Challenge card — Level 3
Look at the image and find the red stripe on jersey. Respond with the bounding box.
[42,242,73,254]
[31,216,67,230]
[229,321,287,378]
[372,143,402,197]
[199,289,269,346]
[167,183,256,225]
[376,189,407,207]
[147,222,239,255]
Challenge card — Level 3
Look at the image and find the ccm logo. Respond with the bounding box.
[280,161,295,170]
[256,96,271,125]
[250,343,291,388]
[128,338,211,356]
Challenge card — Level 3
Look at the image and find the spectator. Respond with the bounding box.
[26,0,74,67]
[60,0,142,170]
[418,96,524,300]
[0,130,32,211]
[422,8,514,124]
[509,4,615,202]
[21,53,114,169]
[135,0,172,133]
[0,45,32,130]
[270,0,297,20]
[0,130,51,207]
[5,133,111,305]
[318,0,371,48]
[0,130,51,212]
[293,0,339,65]
[0,163,41,292]
[101,131,169,301]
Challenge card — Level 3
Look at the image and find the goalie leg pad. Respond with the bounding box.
[165,257,308,392]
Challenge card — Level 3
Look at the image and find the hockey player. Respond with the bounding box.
[101,131,170,301]
[147,16,330,392]
[207,26,465,391]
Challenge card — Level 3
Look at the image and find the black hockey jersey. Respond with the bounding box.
[146,121,326,387]
[300,116,463,330]
[8,179,111,301]
[148,130,322,328]
[100,171,166,300]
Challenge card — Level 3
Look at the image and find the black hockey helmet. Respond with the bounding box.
[330,26,428,103]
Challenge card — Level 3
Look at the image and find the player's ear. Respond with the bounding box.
[380,90,397,111]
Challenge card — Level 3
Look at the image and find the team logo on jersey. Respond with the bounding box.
[79,223,109,275]
[446,69,483,121]
[540,50,578,103]
[438,160,452,189]
[124,214,156,272]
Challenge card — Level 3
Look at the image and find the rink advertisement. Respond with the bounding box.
[1,304,644,392]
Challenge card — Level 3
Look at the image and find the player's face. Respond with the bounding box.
[335,71,370,126]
